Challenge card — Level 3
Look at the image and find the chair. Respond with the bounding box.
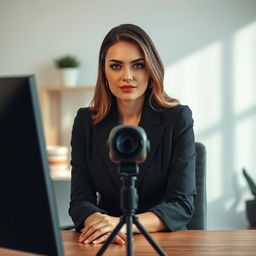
[61,142,207,231]
[186,142,207,230]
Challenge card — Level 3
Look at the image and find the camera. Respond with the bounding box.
[107,125,150,163]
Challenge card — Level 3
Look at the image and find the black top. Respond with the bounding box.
[69,101,196,232]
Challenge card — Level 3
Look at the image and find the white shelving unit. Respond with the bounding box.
[39,86,95,181]
[39,86,95,146]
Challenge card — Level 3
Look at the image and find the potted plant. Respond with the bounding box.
[242,168,256,227]
[54,55,80,87]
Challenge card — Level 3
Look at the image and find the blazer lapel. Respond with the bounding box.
[136,103,165,186]
[93,106,121,188]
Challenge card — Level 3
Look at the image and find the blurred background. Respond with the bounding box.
[0,0,255,230]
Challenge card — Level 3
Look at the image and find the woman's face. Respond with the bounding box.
[104,41,149,103]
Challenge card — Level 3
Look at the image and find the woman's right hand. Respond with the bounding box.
[78,212,126,245]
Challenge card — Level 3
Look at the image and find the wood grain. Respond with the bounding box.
[1,230,256,256]
[62,230,256,256]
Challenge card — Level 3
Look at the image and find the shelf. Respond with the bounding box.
[39,85,95,146]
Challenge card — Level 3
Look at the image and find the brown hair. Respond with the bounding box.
[89,24,179,124]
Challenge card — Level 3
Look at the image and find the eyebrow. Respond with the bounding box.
[108,58,145,64]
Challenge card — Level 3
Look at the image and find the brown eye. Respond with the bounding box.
[133,63,145,69]
[110,64,121,70]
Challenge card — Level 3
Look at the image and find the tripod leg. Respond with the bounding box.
[126,215,134,256]
[96,216,126,256]
[133,217,167,256]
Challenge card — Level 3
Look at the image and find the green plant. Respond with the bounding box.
[243,168,256,200]
[54,55,80,68]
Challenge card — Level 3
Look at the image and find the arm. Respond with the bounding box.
[69,109,106,232]
[149,105,196,231]
[69,109,126,244]
[134,212,167,233]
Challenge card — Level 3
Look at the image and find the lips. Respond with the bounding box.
[119,85,136,92]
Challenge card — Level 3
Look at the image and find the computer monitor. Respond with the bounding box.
[0,75,63,256]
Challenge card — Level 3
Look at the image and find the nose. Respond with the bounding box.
[122,66,133,82]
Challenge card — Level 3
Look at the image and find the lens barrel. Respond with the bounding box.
[107,125,149,163]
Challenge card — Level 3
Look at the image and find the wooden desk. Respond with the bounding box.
[1,230,256,256]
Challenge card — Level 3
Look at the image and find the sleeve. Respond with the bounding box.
[149,105,196,231]
[68,109,107,232]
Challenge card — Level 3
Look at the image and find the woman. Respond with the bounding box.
[69,24,196,245]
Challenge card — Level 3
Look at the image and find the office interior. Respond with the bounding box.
[0,0,255,231]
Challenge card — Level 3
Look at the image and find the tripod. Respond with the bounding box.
[96,162,167,256]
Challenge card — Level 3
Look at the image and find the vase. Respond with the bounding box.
[246,199,256,227]
[59,68,78,87]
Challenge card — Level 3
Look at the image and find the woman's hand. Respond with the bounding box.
[79,212,126,245]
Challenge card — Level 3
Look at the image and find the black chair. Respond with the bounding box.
[61,142,207,231]
[187,142,207,230]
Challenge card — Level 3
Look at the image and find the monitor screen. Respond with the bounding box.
[0,75,63,256]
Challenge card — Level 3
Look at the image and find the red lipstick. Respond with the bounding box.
[120,85,136,93]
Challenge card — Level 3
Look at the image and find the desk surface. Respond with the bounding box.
[1,230,256,256]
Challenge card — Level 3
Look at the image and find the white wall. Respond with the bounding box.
[1,0,255,229]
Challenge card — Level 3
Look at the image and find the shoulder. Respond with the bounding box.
[73,107,93,127]
[160,104,193,124]
[71,107,94,140]
[76,107,92,118]
[159,105,194,140]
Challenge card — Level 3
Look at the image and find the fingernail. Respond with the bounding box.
[84,240,89,244]
[92,240,97,244]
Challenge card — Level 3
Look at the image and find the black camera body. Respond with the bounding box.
[107,125,150,164]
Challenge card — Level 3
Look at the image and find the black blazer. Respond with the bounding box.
[69,102,196,232]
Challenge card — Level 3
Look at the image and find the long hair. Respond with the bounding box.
[89,24,179,124]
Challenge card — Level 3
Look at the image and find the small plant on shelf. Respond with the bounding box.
[54,55,80,68]
[243,168,256,227]
[54,55,80,86]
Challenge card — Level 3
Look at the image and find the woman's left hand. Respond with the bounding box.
[79,212,126,245]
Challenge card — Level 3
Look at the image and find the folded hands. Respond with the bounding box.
[79,212,126,245]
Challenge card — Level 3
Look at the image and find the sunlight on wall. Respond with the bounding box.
[233,22,256,116]
[235,115,256,211]
[235,116,256,186]
[205,133,222,202]
[232,21,256,212]
[164,41,222,134]
[164,42,223,204]
[164,21,256,229]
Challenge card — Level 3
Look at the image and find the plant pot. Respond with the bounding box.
[246,199,256,227]
[59,68,78,87]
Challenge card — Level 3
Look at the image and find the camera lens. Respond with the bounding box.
[108,125,149,163]
[114,129,142,158]
[116,134,139,154]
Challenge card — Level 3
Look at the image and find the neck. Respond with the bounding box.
[116,97,144,126]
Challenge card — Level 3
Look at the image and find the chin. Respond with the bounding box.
[117,95,137,101]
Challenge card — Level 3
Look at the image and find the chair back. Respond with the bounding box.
[187,142,207,230]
